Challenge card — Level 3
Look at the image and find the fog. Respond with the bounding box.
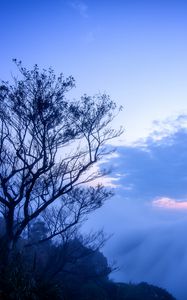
[86,195,187,300]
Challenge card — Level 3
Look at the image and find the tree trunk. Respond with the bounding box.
[0,207,15,267]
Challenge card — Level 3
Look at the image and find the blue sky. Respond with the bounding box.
[2,1,187,299]
[1,0,187,142]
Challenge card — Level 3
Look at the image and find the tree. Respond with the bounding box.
[0,60,123,260]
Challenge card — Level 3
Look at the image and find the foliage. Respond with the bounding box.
[0,223,176,300]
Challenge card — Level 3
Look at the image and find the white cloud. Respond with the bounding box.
[70,1,88,18]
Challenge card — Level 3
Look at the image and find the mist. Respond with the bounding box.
[86,195,187,300]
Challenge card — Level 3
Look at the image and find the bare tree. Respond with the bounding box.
[0,60,123,258]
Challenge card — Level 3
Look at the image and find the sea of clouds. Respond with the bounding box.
[86,114,187,300]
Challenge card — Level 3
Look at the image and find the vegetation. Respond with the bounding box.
[0,219,176,300]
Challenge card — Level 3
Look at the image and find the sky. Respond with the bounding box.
[1,0,187,142]
[1,1,187,299]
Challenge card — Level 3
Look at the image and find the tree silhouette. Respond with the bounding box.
[0,60,123,260]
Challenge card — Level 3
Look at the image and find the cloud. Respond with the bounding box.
[150,113,187,141]
[85,115,187,300]
[153,197,187,210]
[107,209,187,300]
[102,115,187,203]
[86,196,187,300]
[70,1,88,18]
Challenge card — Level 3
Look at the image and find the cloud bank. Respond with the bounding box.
[87,115,187,300]
[105,115,187,202]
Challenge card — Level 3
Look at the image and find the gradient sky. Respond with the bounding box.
[1,0,187,142]
[2,1,187,299]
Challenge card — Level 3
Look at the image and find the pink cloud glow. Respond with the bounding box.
[152,197,187,210]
